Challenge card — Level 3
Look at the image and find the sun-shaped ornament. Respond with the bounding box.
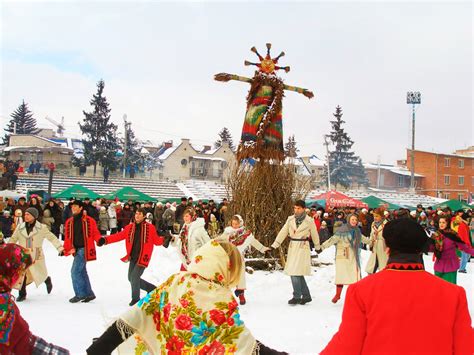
[244,43,290,75]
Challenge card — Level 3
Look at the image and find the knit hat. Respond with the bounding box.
[383,218,429,254]
[25,207,39,219]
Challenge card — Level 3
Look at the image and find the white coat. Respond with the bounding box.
[172,218,210,268]
[10,222,63,286]
[218,226,268,289]
[365,220,389,274]
[272,215,320,276]
[322,227,370,285]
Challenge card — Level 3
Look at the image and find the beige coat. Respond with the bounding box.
[322,229,370,285]
[365,220,389,274]
[272,215,320,276]
[10,222,64,286]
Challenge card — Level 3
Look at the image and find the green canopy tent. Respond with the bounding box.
[361,196,402,210]
[104,186,155,202]
[431,199,472,211]
[53,184,101,200]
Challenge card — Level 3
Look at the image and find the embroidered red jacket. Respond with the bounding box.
[105,221,164,267]
[63,215,102,261]
[321,265,472,355]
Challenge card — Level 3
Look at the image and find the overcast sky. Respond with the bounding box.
[1,1,472,164]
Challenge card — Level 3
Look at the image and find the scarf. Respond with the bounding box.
[118,241,257,354]
[0,244,32,345]
[180,224,190,264]
[337,222,363,268]
[226,227,252,247]
[432,229,465,260]
[295,212,306,228]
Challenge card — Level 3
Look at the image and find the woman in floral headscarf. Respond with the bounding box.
[87,240,287,355]
[0,243,69,354]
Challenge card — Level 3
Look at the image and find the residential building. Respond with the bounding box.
[406,149,473,201]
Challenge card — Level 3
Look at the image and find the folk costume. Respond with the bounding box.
[0,243,69,354]
[321,215,370,303]
[321,219,472,355]
[365,219,388,274]
[272,212,320,304]
[63,212,102,302]
[87,241,278,355]
[103,220,164,305]
[172,217,210,271]
[9,208,63,301]
[431,228,474,284]
[217,215,269,304]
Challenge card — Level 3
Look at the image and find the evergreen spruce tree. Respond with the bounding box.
[353,158,369,187]
[122,122,142,169]
[284,135,299,158]
[214,127,235,150]
[3,100,39,144]
[327,105,359,189]
[79,80,120,176]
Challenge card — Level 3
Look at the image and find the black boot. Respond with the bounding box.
[17,279,27,302]
[45,276,53,294]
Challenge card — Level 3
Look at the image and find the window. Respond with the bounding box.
[458,193,464,201]
[458,159,464,168]
[398,175,404,187]
[458,176,464,185]
[444,175,450,185]
[444,158,450,167]
[443,193,450,199]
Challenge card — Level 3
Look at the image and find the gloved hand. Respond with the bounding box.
[97,237,106,247]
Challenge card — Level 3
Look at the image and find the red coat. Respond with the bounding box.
[105,221,163,267]
[63,215,102,261]
[321,262,472,355]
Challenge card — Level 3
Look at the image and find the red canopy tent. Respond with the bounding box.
[310,191,368,209]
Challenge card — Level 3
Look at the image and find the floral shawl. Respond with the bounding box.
[118,240,257,355]
[0,244,32,345]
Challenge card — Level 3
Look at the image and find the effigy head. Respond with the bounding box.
[244,43,290,75]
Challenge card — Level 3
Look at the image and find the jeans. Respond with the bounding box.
[290,276,311,299]
[459,251,470,271]
[71,248,94,298]
[128,261,156,301]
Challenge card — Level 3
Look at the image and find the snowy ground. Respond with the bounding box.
[18,241,473,355]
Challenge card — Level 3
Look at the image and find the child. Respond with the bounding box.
[0,210,13,240]
[0,243,69,354]
[217,214,270,305]
[207,213,220,237]
[12,209,23,232]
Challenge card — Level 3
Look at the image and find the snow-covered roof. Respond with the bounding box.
[388,167,424,177]
[308,155,326,167]
[205,148,219,155]
[158,146,178,160]
[191,155,225,161]
[2,146,73,152]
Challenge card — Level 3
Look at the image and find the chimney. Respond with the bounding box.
[163,141,173,149]
[201,145,211,153]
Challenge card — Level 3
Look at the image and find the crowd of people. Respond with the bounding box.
[0,193,473,354]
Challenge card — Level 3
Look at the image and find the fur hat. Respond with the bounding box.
[383,219,429,254]
[25,207,39,220]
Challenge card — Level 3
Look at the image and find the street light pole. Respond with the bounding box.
[122,114,128,178]
[406,91,421,192]
[324,134,331,191]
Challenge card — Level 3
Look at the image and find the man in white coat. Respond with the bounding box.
[10,207,64,301]
[272,200,320,305]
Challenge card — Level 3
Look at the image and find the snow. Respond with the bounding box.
[17,241,473,354]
